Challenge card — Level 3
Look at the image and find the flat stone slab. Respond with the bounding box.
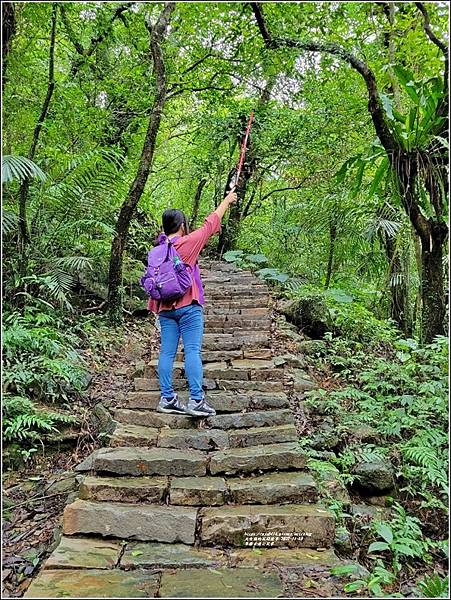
[208,391,289,413]
[24,569,159,598]
[114,409,196,429]
[121,542,226,569]
[158,428,228,451]
[229,547,340,568]
[208,409,293,430]
[126,391,160,409]
[216,380,282,391]
[200,504,335,548]
[79,475,167,503]
[44,536,121,570]
[210,442,306,475]
[92,446,207,476]
[159,567,282,598]
[228,424,297,448]
[227,472,317,504]
[110,424,159,447]
[63,500,197,544]
[170,476,227,506]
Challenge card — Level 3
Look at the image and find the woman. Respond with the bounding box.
[147,189,238,418]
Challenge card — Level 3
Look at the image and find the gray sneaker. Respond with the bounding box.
[156,393,186,415]
[186,395,216,417]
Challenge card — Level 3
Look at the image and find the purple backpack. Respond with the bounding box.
[140,235,193,302]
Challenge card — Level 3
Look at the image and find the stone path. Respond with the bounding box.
[25,261,344,598]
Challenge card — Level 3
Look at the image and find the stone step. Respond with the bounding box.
[207,409,294,431]
[121,541,226,569]
[63,499,197,544]
[157,427,229,451]
[79,475,168,503]
[228,424,297,447]
[203,333,270,351]
[200,504,335,548]
[204,307,269,318]
[110,423,158,447]
[25,568,159,598]
[133,377,284,392]
[108,421,297,451]
[125,391,289,412]
[159,567,282,598]
[170,476,228,506]
[209,442,306,475]
[204,318,271,330]
[142,363,282,383]
[227,472,317,504]
[115,408,196,429]
[90,446,208,476]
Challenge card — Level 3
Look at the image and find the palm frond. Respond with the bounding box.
[2,155,46,184]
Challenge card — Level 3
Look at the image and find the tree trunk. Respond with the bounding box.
[189,177,207,229]
[382,231,411,335]
[2,2,16,91]
[17,4,57,287]
[107,3,175,324]
[421,238,445,343]
[324,219,337,289]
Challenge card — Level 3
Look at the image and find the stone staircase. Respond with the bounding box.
[25,261,342,598]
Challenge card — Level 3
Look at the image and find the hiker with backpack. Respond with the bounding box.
[141,189,238,418]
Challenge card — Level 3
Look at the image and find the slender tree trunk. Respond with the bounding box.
[189,177,207,229]
[382,232,411,335]
[107,3,175,324]
[2,2,16,91]
[421,239,445,343]
[17,4,57,287]
[324,219,337,289]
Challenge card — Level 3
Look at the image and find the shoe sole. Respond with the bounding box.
[156,406,187,415]
[185,408,216,417]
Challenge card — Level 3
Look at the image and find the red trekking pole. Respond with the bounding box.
[234,110,254,188]
[227,111,254,196]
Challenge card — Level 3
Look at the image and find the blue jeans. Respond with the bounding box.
[158,303,204,400]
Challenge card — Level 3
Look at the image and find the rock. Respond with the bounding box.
[158,428,228,451]
[243,349,272,360]
[209,392,289,413]
[170,477,227,506]
[200,504,335,548]
[207,409,293,431]
[91,403,116,438]
[25,569,159,598]
[63,499,197,544]
[227,472,317,504]
[110,424,159,447]
[280,295,332,339]
[298,340,328,356]
[46,474,79,495]
[75,450,101,472]
[353,460,395,494]
[209,442,306,476]
[91,446,208,477]
[159,567,282,598]
[310,428,340,451]
[290,369,316,392]
[334,526,352,552]
[274,354,306,369]
[228,424,297,448]
[352,426,381,445]
[114,409,196,430]
[44,536,121,570]
[350,504,391,520]
[79,475,167,503]
[229,547,340,569]
[121,542,226,570]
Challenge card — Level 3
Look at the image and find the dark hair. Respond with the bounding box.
[162,209,189,236]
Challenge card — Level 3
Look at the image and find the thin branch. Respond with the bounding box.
[250,2,398,155]
[415,2,447,55]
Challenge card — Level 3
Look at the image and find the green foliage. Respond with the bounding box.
[418,574,449,598]
[2,395,76,443]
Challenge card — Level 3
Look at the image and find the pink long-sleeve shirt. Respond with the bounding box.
[147,211,221,314]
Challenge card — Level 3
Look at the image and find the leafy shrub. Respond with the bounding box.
[3,395,76,443]
[2,311,88,405]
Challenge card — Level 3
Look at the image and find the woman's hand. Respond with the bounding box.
[224,188,238,205]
